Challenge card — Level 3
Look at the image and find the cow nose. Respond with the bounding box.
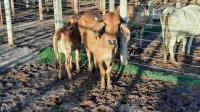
[108,40,117,45]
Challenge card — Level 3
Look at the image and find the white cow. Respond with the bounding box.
[160,5,200,62]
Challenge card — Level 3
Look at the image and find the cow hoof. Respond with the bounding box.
[58,74,62,80]
[57,76,62,81]
[68,75,72,80]
[75,70,80,73]
[163,60,168,64]
[170,60,178,64]
[101,83,105,90]
[107,85,113,90]
[180,51,185,55]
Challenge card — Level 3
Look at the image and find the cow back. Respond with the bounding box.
[79,12,102,31]
[166,5,200,35]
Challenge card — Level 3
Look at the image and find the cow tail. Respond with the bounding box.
[53,28,63,64]
[162,9,171,51]
[163,13,167,48]
[163,7,174,48]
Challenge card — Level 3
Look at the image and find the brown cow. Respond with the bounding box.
[53,16,81,80]
[78,12,130,89]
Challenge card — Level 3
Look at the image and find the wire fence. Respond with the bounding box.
[0,0,200,77]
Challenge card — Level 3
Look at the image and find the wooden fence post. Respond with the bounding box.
[74,0,78,14]
[109,0,114,12]
[99,0,102,10]
[163,0,168,4]
[97,0,100,9]
[0,1,3,26]
[102,0,105,14]
[26,0,29,8]
[119,0,128,65]
[53,0,63,30]
[10,0,15,17]
[176,0,182,8]
[39,0,43,20]
[71,0,74,9]
[4,0,14,45]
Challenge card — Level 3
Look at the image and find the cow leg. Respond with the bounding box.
[96,60,106,89]
[93,55,98,73]
[69,54,72,70]
[58,53,62,79]
[169,36,177,62]
[86,48,92,72]
[54,49,59,69]
[135,31,139,43]
[75,49,80,72]
[105,62,113,90]
[65,52,72,80]
[140,26,145,48]
[162,36,168,63]
[163,43,168,63]
[177,33,187,55]
[187,35,195,55]
[181,38,187,55]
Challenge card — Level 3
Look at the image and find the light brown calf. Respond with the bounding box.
[53,16,81,80]
[78,12,130,89]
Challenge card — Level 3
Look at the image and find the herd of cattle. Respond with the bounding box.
[51,1,200,89]
[53,12,130,90]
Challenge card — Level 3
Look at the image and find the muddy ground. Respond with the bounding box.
[1,2,200,112]
[1,63,200,112]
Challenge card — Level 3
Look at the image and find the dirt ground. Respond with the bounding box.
[0,4,200,112]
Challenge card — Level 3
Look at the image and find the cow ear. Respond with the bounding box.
[93,22,106,38]
[120,24,130,43]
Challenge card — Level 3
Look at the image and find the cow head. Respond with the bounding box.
[93,12,130,45]
[66,15,79,26]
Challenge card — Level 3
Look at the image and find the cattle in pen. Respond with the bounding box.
[116,0,148,47]
[78,12,130,89]
[160,5,200,62]
[53,16,81,80]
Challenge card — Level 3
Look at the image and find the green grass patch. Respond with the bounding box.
[36,47,57,64]
[36,47,200,87]
[36,47,88,65]
[113,61,200,87]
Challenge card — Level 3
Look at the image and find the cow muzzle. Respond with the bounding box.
[108,40,117,45]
